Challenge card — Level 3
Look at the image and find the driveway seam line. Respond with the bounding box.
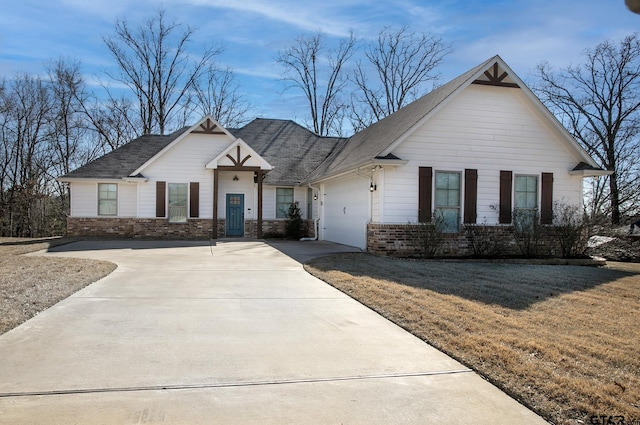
[0,369,473,398]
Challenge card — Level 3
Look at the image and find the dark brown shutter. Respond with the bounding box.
[464,169,478,224]
[499,171,512,224]
[418,167,432,222]
[156,181,166,218]
[190,182,200,218]
[540,172,553,224]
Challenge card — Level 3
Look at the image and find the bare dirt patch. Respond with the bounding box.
[0,238,116,335]
[305,254,640,425]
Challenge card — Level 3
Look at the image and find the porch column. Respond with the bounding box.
[212,168,219,239]
[257,170,263,239]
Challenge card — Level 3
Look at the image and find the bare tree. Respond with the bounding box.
[81,91,140,152]
[350,26,451,131]
[536,34,640,224]
[277,31,357,136]
[0,73,52,236]
[192,65,252,128]
[103,9,221,135]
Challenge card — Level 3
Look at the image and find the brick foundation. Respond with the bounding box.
[67,217,314,239]
[367,223,574,258]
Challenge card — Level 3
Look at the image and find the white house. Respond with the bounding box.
[59,55,608,256]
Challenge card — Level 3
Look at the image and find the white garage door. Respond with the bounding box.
[322,175,370,249]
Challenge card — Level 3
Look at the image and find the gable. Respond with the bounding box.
[131,116,236,177]
[306,55,603,183]
[206,138,273,170]
[392,84,585,170]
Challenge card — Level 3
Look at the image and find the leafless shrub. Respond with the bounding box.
[414,214,446,258]
[553,201,589,258]
[512,209,544,257]
[465,221,506,258]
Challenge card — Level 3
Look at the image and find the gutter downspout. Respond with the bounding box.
[300,184,320,241]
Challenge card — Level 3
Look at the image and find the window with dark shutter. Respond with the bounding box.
[464,169,478,224]
[418,167,432,222]
[190,182,200,218]
[156,181,166,218]
[499,171,512,224]
[540,173,553,224]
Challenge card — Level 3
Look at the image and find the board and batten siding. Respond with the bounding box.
[382,84,584,225]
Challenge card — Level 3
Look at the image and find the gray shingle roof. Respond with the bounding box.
[60,119,343,186]
[61,127,190,179]
[229,118,344,186]
[304,56,497,182]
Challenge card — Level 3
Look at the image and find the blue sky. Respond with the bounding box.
[0,0,638,124]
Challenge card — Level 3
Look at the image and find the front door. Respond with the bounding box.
[226,194,244,236]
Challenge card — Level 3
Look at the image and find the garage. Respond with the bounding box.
[320,174,370,250]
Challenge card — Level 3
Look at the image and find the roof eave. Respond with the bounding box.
[568,169,613,177]
[305,158,408,184]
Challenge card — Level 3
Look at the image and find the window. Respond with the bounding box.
[98,183,117,216]
[307,188,313,220]
[276,188,294,219]
[168,183,188,223]
[435,171,461,232]
[514,175,538,230]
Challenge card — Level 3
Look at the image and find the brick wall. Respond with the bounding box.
[67,217,314,239]
[367,223,569,258]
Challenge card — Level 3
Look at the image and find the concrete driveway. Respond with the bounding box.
[0,240,546,424]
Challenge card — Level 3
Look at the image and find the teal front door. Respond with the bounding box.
[226,194,244,236]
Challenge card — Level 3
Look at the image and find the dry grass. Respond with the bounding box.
[305,254,640,425]
[0,238,117,335]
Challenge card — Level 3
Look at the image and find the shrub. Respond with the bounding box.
[553,202,589,258]
[512,209,544,257]
[465,221,506,258]
[414,214,446,258]
[285,201,304,239]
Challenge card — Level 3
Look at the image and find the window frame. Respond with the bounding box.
[434,170,461,233]
[276,187,294,219]
[513,174,539,230]
[167,183,188,223]
[97,183,117,216]
[307,188,313,220]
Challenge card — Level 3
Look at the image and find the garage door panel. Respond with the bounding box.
[322,176,369,249]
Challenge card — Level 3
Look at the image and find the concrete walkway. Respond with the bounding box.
[0,240,547,424]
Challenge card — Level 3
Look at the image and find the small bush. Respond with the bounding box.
[414,214,446,258]
[465,221,506,258]
[285,201,304,239]
[512,209,544,257]
[553,202,589,258]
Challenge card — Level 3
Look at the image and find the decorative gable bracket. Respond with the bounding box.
[472,62,520,88]
[206,138,273,171]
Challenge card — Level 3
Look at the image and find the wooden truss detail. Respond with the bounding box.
[193,118,226,134]
[472,63,520,88]
[225,145,252,166]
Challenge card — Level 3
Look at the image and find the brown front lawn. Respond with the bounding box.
[0,238,117,335]
[305,254,640,425]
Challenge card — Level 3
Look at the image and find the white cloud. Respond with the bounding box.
[182,0,360,37]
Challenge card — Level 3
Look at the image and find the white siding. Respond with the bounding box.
[382,85,584,225]
[138,133,230,218]
[217,171,255,219]
[70,181,138,217]
[118,183,138,217]
[262,186,310,220]
[320,173,370,249]
[70,182,97,217]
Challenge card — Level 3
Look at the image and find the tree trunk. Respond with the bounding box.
[609,172,621,224]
